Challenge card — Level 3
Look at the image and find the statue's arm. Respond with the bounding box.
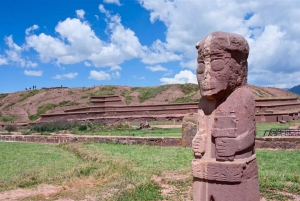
[215,129,255,158]
[192,109,206,158]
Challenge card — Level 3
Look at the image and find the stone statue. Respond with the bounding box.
[192,31,259,201]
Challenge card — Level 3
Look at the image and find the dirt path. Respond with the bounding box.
[0,185,62,201]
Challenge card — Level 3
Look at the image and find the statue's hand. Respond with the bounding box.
[192,131,206,157]
[215,138,237,159]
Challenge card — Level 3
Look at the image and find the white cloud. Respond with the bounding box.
[24,70,43,76]
[146,64,168,72]
[112,71,121,79]
[25,25,39,35]
[139,0,300,87]
[52,72,78,80]
[146,64,172,75]
[76,9,85,19]
[141,40,181,64]
[84,61,92,66]
[25,5,145,69]
[103,0,121,6]
[110,65,122,71]
[89,70,111,80]
[0,56,8,65]
[4,35,37,67]
[160,70,197,84]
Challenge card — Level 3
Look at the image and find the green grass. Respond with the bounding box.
[0,93,8,100]
[19,90,39,102]
[29,103,57,121]
[2,115,16,122]
[58,101,78,106]
[137,85,170,103]
[121,90,133,105]
[129,121,182,126]
[172,91,199,103]
[73,127,182,137]
[0,142,298,200]
[180,83,199,95]
[256,120,300,137]
[81,95,89,99]
[0,142,85,191]
[257,150,300,199]
[91,86,116,96]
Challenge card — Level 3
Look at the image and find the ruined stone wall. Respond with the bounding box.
[0,135,181,146]
[0,135,298,149]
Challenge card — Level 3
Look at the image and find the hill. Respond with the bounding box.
[0,84,298,123]
[288,84,300,95]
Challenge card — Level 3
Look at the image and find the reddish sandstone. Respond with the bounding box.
[192,31,259,201]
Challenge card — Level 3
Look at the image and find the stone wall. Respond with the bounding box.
[0,135,299,149]
[0,135,182,146]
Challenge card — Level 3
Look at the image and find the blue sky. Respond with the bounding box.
[1,0,300,93]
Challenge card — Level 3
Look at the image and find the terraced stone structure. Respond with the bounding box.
[39,95,198,124]
[192,31,259,201]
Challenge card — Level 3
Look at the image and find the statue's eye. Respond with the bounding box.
[211,59,224,71]
[197,61,205,74]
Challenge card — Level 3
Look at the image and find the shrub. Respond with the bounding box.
[78,125,87,131]
[30,120,78,133]
[5,125,17,133]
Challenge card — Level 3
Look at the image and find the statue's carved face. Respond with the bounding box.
[196,52,233,98]
[196,33,248,99]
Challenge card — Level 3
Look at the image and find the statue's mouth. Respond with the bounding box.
[201,83,214,91]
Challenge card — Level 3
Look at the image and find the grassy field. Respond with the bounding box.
[72,127,182,137]
[0,142,299,200]
[256,120,300,137]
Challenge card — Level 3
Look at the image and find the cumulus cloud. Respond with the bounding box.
[24,70,43,76]
[146,64,168,72]
[146,64,172,75]
[110,65,122,71]
[84,61,92,66]
[0,56,8,65]
[141,40,181,64]
[160,70,197,84]
[25,4,145,69]
[25,25,39,35]
[52,72,78,80]
[139,0,300,87]
[4,35,37,67]
[103,0,121,6]
[111,71,121,79]
[76,9,85,19]
[89,70,111,80]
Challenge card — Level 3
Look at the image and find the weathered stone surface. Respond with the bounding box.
[192,31,260,201]
[182,113,199,147]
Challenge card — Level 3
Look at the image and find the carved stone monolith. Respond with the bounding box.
[192,31,259,201]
